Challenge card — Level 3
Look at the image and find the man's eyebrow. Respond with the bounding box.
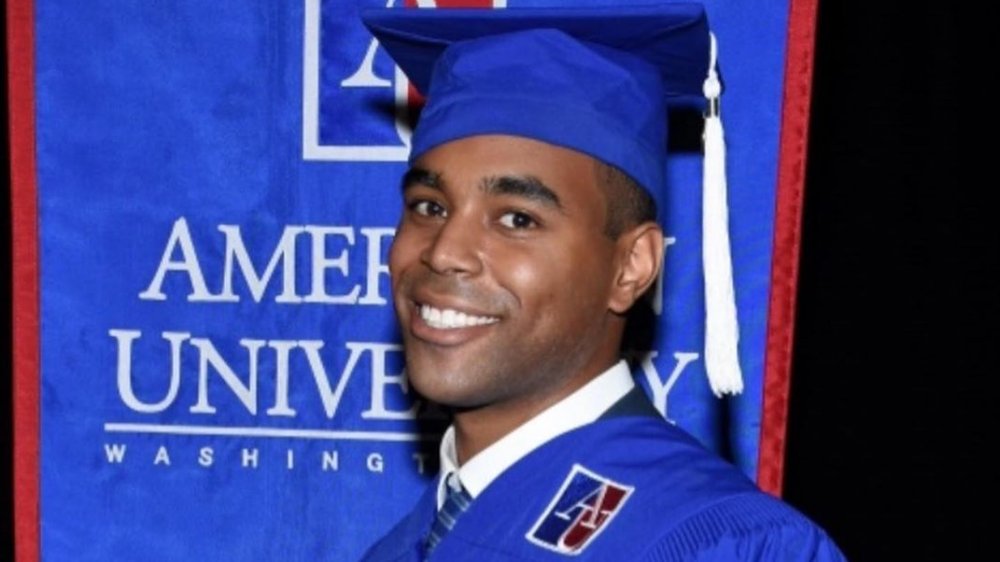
[401,167,442,192]
[481,175,563,210]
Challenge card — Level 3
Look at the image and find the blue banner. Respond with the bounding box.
[33,0,793,559]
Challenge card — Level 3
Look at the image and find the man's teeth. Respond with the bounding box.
[420,304,499,329]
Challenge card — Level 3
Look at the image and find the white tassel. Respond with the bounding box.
[702,33,743,397]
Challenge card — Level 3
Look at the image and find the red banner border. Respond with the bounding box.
[757,0,819,496]
[7,0,40,559]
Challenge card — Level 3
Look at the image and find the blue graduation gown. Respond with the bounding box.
[360,415,845,561]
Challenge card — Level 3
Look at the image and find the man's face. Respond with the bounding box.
[390,134,623,417]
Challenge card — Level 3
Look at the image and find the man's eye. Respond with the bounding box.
[410,200,446,217]
[498,211,537,229]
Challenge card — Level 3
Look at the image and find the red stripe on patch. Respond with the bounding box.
[561,484,627,550]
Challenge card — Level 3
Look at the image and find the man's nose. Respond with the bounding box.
[420,212,483,276]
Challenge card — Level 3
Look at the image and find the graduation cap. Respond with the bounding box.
[362,4,743,396]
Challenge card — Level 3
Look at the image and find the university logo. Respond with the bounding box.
[526,464,634,555]
[302,0,506,162]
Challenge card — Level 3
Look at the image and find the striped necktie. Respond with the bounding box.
[425,473,473,555]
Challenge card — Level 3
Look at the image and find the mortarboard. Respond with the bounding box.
[362,4,743,396]
[362,4,708,199]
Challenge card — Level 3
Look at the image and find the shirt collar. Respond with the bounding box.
[436,360,634,508]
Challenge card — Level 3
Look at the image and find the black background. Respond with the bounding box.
[782,2,985,560]
[2,2,984,560]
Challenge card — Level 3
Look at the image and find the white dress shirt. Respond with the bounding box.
[436,360,634,508]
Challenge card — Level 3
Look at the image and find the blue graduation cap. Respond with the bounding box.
[362,4,743,396]
[363,4,708,199]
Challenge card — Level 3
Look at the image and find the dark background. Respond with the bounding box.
[782,2,984,560]
[2,2,983,560]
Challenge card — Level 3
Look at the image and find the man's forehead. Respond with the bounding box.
[404,165,565,210]
[410,134,599,175]
[405,135,599,203]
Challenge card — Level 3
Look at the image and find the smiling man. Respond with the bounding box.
[393,135,656,460]
[360,5,844,562]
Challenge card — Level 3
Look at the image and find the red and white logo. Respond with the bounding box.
[526,464,634,555]
[302,0,506,162]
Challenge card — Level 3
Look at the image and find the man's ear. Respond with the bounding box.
[608,222,664,314]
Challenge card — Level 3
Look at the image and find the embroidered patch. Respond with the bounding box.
[526,464,634,555]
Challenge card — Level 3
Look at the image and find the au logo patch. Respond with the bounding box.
[526,464,633,555]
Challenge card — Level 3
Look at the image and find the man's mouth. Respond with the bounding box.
[418,303,500,330]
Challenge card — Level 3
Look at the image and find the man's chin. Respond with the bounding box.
[405,362,488,409]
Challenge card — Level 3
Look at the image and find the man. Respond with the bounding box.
[360,4,845,561]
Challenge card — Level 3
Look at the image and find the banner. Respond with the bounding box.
[8,0,817,560]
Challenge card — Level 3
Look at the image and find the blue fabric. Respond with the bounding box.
[362,4,710,201]
[31,0,799,558]
[361,416,845,561]
[425,474,473,554]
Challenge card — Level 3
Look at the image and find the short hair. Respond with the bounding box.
[593,161,658,238]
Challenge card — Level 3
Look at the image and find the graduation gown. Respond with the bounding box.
[360,402,845,562]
